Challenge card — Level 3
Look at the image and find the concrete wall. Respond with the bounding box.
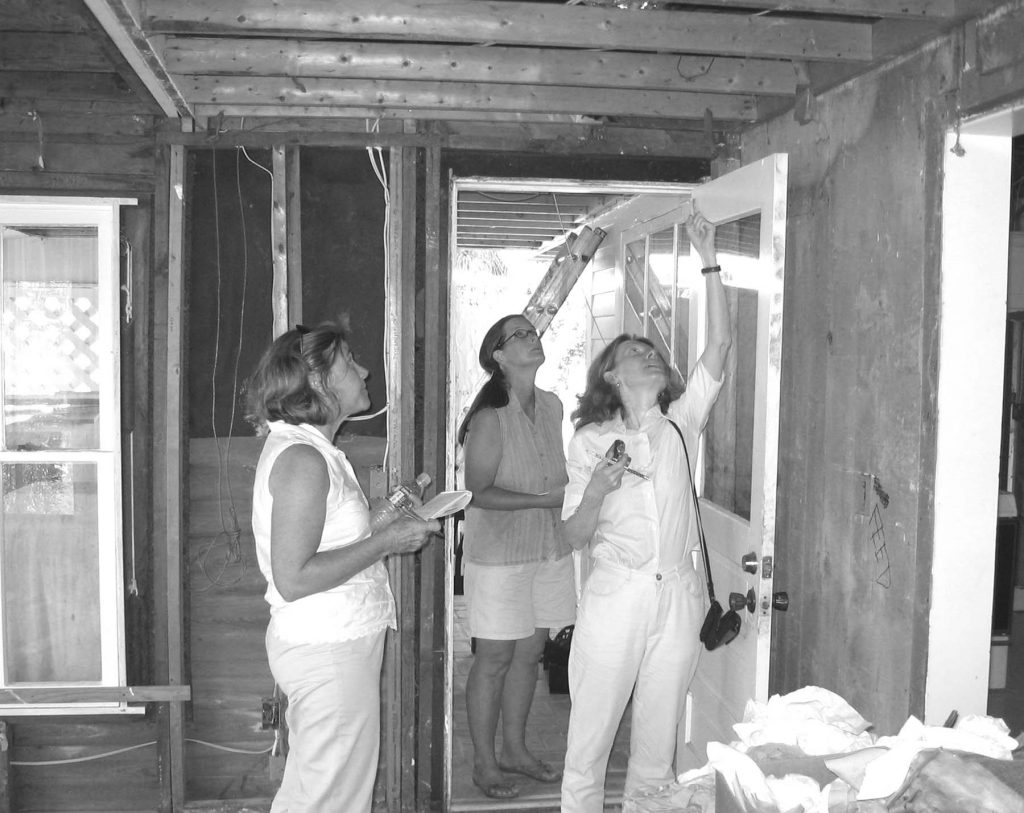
[742,42,957,733]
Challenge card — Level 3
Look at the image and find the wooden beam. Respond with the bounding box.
[163,37,806,96]
[145,0,874,62]
[82,0,192,118]
[0,686,191,704]
[182,76,759,120]
[627,0,958,17]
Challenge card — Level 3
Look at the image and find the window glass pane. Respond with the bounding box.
[1,462,101,683]
[2,226,100,451]
[703,286,757,521]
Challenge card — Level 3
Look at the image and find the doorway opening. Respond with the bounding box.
[444,177,699,810]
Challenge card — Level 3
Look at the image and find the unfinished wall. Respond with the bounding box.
[743,42,957,732]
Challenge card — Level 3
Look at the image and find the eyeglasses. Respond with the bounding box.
[495,327,539,350]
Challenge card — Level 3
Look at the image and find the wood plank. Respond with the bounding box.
[182,76,759,120]
[0,32,112,72]
[0,71,137,102]
[163,37,806,96]
[0,141,155,178]
[0,0,93,32]
[0,686,191,704]
[144,0,874,62]
[0,172,154,193]
[0,113,154,137]
[83,0,192,118]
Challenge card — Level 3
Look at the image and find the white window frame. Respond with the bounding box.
[0,196,137,715]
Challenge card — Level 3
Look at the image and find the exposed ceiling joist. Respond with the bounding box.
[185,76,759,120]
[163,38,808,97]
[145,0,876,62]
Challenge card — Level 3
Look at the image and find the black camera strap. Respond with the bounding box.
[666,419,715,603]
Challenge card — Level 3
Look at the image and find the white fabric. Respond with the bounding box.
[463,556,577,639]
[252,421,396,644]
[560,560,704,812]
[266,627,385,812]
[561,361,723,572]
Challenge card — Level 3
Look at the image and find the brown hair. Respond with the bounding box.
[571,334,684,429]
[244,322,349,433]
[456,314,522,446]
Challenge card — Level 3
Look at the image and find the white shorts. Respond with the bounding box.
[464,556,577,640]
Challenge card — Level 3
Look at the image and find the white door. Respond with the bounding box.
[683,154,788,767]
[592,156,788,768]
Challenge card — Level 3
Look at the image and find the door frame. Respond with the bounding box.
[442,176,697,810]
[927,103,1023,722]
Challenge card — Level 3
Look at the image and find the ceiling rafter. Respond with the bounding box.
[163,37,808,97]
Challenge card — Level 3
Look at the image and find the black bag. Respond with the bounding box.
[668,421,741,651]
[543,624,574,694]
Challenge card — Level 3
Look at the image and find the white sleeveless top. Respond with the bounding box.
[252,421,396,643]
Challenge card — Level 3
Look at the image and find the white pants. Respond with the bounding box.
[560,561,704,813]
[266,627,386,813]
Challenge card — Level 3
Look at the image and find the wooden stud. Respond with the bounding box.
[418,143,444,810]
[165,139,187,813]
[286,146,303,328]
[271,145,288,338]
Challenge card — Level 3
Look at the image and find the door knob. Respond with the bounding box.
[772,592,789,612]
[729,589,756,614]
[741,552,758,574]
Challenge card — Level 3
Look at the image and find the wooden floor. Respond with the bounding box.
[450,595,631,812]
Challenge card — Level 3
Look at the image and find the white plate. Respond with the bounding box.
[415,490,472,520]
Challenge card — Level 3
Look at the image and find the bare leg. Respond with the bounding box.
[498,628,561,781]
[466,637,519,797]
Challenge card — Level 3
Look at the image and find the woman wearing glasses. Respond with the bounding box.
[559,212,731,813]
[246,321,438,812]
[458,314,575,800]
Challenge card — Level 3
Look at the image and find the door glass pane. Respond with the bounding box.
[623,238,645,336]
[2,226,100,451]
[701,213,760,521]
[1,462,101,683]
[647,228,674,364]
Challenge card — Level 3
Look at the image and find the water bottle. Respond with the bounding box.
[368,472,431,531]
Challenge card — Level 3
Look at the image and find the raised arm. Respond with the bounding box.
[269,445,437,602]
[687,211,732,381]
[463,407,564,510]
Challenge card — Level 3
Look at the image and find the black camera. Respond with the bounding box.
[605,439,626,462]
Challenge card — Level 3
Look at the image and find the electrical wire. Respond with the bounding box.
[353,147,392,475]
[11,737,274,766]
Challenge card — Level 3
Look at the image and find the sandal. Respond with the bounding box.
[498,758,562,783]
[472,774,520,799]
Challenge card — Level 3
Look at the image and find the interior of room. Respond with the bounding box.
[2,1,1024,811]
